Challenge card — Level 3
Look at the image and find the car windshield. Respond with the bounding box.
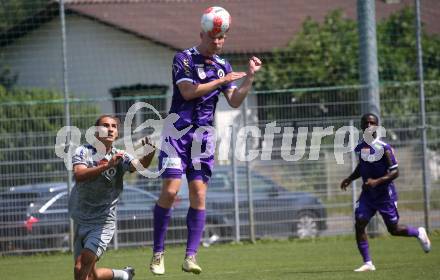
[35,192,68,213]
[0,191,51,214]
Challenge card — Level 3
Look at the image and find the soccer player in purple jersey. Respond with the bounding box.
[340,113,431,272]
[149,9,262,275]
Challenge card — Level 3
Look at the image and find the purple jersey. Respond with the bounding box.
[355,139,398,202]
[169,47,236,129]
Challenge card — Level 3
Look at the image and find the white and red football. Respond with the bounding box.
[201,6,231,37]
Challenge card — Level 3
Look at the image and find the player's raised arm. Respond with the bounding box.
[178,72,245,101]
[223,56,262,108]
[129,137,156,172]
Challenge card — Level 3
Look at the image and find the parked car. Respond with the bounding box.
[0,182,68,252]
[177,166,327,240]
[0,167,327,253]
[0,182,228,253]
[0,183,163,252]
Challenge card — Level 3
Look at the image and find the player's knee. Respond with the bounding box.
[191,188,206,200]
[80,253,94,266]
[76,249,96,272]
[74,257,94,280]
[162,189,178,201]
[189,190,206,206]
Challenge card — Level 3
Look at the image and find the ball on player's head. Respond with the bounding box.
[201,6,231,37]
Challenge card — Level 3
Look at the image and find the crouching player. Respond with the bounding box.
[69,115,155,280]
[340,113,431,272]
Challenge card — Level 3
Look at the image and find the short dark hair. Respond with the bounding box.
[95,115,121,127]
[361,113,379,125]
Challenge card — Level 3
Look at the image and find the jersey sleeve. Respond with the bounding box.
[354,143,362,162]
[384,145,398,170]
[173,52,195,85]
[72,146,88,167]
[220,60,237,92]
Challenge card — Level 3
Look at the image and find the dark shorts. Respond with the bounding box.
[158,126,215,183]
[73,222,115,260]
[355,195,400,226]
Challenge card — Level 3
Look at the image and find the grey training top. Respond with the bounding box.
[68,144,134,224]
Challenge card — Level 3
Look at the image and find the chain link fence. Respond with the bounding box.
[0,0,439,254]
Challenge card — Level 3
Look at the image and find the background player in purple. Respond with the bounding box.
[149,7,262,275]
[340,113,431,272]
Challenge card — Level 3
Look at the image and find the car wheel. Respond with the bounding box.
[293,211,319,239]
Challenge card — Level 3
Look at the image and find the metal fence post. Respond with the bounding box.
[242,97,255,243]
[113,211,119,250]
[358,0,380,237]
[349,120,358,216]
[357,0,380,117]
[414,0,431,232]
[231,125,240,242]
[59,0,74,253]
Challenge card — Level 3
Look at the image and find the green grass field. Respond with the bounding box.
[1,234,439,280]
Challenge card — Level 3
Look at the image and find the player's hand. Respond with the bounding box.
[340,178,352,191]
[140,136,156,155]
[247,56,262,75]
[108,152,124,168]
[364,178,378,188]
[222,72,247,84]
[140,136,156,149]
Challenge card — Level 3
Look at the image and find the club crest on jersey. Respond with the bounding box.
[197,67,206,79]
[217,69,225,78]
[103,167,116,180]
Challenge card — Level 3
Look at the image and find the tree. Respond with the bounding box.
[254,8,440,148]
[254,11,360,123]
[0,86,99,187]
[0,65,17,90]
[255,10,359,90]
[0,0,51,34]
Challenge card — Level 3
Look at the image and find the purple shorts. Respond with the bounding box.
[158,126,215,183]
[355,195,400,226]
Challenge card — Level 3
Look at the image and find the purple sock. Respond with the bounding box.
[407,226,419,237]
[186,207,206,256]
[153,204,172,253]
[357,240,371,263]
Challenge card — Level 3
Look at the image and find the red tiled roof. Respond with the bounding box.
[41,0,440,54]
